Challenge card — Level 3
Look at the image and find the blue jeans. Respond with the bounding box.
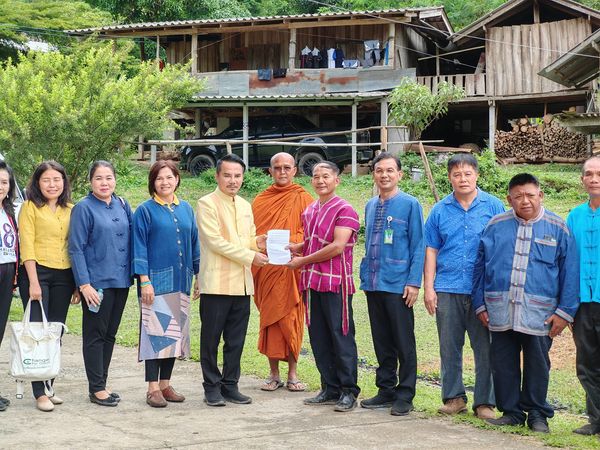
[490,330,554,424]
[436,292,494,409]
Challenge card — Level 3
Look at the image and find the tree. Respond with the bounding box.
[388,78,465,139]
[0,42,203,191]
[0,0,112,60]
[84,0,249,23]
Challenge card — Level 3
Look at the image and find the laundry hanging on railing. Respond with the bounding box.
[257,68,272,81]
[273,68,287,78]
[364,40,381,67]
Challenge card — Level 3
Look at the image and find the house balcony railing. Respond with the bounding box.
[416,74,487,97]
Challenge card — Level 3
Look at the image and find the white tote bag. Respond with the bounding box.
[9,300,66,381]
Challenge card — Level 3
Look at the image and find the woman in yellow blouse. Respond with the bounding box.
[18,161,79,412]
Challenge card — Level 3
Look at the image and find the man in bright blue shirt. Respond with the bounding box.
[473,173,579,434]
[424,153,504,419]
[359,152,424,416]
[567,155,600,437]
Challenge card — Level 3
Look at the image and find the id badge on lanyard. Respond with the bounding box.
[384,216,393,244]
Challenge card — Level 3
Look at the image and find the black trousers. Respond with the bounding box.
[308,290,360,397]
[490,330,554,424]
[574,303,600,427]
[366,291,416,403]
[82,287,128,393]
[18,265,75,399]
[200,294,250,394]
[145,358,175,382]
[0,263,15,345]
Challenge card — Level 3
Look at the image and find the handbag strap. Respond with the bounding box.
[22,299,50,334]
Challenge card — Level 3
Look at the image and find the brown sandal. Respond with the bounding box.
[261,378,284,391]
[286,380,306,392]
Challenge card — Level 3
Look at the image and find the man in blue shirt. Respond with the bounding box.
[473,173,579,433]
[567,156,600,437]
[359,152,424,416]
[424,153,504,419]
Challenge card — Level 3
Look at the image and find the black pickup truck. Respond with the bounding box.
[180,114,372,176]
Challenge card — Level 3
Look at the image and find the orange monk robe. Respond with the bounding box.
[252,183,314,361]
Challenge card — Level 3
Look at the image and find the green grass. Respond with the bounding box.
[10,158,598,449]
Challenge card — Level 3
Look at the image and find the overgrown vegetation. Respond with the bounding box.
[0,0,112,60]
[389,79,465,140]
[0,41,203,192]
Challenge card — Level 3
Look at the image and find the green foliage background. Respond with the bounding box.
[0,42,203,191]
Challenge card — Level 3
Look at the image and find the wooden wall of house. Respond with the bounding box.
[165,24,394,72]
[486,18,591,96]
[395,25,428,70]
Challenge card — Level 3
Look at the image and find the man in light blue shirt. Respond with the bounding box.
[424,153,504,419]
[567,155,600,437]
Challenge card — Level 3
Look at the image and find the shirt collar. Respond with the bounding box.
[444,188,485,208]
[214,187,237,202]
[513,206,545,225]
[378,191,400,204]
[153,193,180,206]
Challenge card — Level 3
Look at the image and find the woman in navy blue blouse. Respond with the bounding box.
[69,161,133,407]
[132,160,200,408]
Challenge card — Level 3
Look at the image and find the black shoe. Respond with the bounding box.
[222,390,252,405]
[391,399,414,416]
[303,390,339,406]
[334,392,357,412]
[573,423,600,435]
[0,394,10,406]
[487,415,524,426]
[89,393,118,407]
[109,392,121,402]
[0,401,6,412]
[204,391,226,407]
[529,419,550,434]
[360,393,394,409]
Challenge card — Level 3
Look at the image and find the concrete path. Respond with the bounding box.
[0,333,544,449]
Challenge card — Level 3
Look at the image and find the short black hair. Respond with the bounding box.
[582,155,600,174]
[27,160,72,208]
[508,173,540,191]
[372,152,401,171]
[447,153,478,174]
[217,153,246,173]
[89,160,115,181]
[312,160,339,175]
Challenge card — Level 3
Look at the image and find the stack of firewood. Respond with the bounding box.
[495,114,587,163]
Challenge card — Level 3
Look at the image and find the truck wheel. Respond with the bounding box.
[189,154,215,176]
[298,152,324,176]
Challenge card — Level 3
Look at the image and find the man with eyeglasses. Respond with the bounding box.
[252,152,314,393]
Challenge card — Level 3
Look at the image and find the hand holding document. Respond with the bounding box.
[266,229,291,265]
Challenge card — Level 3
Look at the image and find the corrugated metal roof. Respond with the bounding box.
[452,0,600,45]
[538,28,600,88]
[67,7,444,33]
[190,92,388,101]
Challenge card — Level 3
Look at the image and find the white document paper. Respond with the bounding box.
[266,229,291,265]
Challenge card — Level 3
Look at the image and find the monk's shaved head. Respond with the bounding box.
[269,152,297,187]
[270,152,295,168]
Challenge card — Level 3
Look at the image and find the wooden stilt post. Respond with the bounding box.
[351,102,358,177]
[419,141,439,202]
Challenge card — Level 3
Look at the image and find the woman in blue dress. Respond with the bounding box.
[132,160,200,408]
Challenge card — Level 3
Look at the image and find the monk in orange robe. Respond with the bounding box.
[252,152,314,391]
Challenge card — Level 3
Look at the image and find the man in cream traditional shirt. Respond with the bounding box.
[197,154,268,407]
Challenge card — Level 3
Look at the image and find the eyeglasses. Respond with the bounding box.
[272,166,294,172]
